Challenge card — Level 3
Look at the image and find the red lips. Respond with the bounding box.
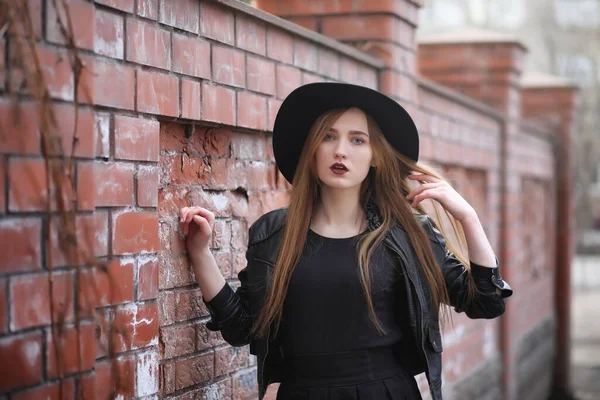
[330,162,348,174]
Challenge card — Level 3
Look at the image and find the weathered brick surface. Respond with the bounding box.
[0,1,576,399]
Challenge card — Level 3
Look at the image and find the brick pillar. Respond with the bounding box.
[417,27,527,113]
[521,72,580,397]
[255,0,423,103]
[418,27,527,400]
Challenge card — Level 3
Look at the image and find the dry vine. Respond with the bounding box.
[1,0,133,398]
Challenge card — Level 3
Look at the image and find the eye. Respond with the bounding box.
[352,137,365,145]
[323,133,335,141]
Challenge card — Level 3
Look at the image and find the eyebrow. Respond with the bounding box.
[327,128,369,137]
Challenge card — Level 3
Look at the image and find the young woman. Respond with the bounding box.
[179,83,513,400]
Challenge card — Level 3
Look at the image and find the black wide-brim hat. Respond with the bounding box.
[272,82,419,184]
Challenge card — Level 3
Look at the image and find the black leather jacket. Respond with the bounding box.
[204,206,513,400]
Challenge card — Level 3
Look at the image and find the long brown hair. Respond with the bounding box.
[251,108,477,338]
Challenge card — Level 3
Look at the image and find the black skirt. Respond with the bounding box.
[275,346,423,400]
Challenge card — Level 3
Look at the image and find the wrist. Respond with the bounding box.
[459,209,479,226]
[189,246,213,264]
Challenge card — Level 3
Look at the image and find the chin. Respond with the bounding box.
[319,176,364,190]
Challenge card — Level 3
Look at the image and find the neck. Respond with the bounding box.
[312,185,365,232]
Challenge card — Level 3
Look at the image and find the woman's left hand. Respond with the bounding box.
[406,174,477,223]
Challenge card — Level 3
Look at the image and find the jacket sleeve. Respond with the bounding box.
[424,217,513,319]
[201,244,258,347]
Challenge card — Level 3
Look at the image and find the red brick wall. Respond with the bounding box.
[0,0,577,399]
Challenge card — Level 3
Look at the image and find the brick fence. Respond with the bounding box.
[0,1,579,399]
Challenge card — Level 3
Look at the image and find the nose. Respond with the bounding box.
[334,141,348,160]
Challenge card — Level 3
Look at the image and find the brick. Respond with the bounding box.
[126,19,171,69]
[113,211,159,254]
[90,58,135,110]
[47,213,108,266]
[8,0,43,39]
[138,165,159,207]
[212,45,246,88]
[233,252,247,275]
[95,8,124,59]
[47,104,96,158]
[276,64,301,99]
[321,14,397,43]
[200,378,233,399]
[77,161,96,211]
[215,251,232,277]
[232,369,257,400]
[318,47,340,79]
[231,132,267,160]
[238,92,268,131]
[163,153,211,186]
[247,56,276,96]
[288,16,318,31]
[12,380,75,400]
[211,220,231,249]
[138,256,158,300]
[184,126,232,157]
[172,33,211,79]
[232,220,248,250]
[165,288,207,323]
[114,115,160,162]
[95,113,110,158]
[200,1,234,45]
[47,323,96,378]
[202,83,236,126]
[158,254,194,291]
[197,322,225,351]
[95,0,134,13]
[181,79,202,120]
[236,15,266,55]
[10,272,74,330]
[137,0,158,20]
[8,158,46,212]
[302,71,325,85]
[268,98,282,131]
[159,0,199,33]
[82,357,135,400]
[215,346,249,377]
[94,161,134,206]
[0,333,43,391]
[0,281,6,333]
[161,324,195,359]
[35,46,74,101]
[294,39,318,71]
[136,350,159,396]
[112,303,158,352]
[248,161,275,190]
[47,0,95,51]
[137,70,179,117]
[266,28,293,63]
[175,352,214,390]
[0,101,39,155]
[79,260,135,315]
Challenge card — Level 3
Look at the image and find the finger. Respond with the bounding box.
[196,208,215,224]
[412,188,443,207]
[179,207,188,222]
[406,182,441,200]
[408,174,440,184]
[193,215,211,234]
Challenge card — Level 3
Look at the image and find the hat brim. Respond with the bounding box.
[272,82,419,184]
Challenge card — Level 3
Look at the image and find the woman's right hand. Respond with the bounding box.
[179,206,214,254]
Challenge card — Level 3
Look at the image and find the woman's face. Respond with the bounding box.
[314,108,375,190]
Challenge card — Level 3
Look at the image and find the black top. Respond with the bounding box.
[277,228,408,355]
